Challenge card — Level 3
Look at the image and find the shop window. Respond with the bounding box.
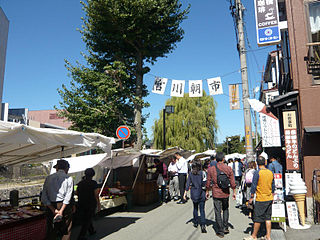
[306,1,320,84]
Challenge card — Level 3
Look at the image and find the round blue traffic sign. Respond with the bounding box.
[116,126,131,140]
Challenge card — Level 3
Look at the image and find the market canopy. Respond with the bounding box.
[0,121,116,165]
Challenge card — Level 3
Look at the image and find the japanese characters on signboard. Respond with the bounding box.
[286,201,300,227]
[283,111,300,171]
[207,77,223,95]
[170,80,185,97]
[259,113,281,147]
[152,77,168,95]
[189,80,203,97]
[254,0,281,46]
[229,84,240,110]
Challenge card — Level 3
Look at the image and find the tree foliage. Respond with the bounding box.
[79,0,189,149]
[152,92,218,152]
[216,135,246,155]
[57,62,135,138]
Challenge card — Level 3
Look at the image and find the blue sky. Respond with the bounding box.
[0,0,275,143]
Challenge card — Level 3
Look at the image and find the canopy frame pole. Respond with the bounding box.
[99,157,113,197]
[132,155,145,190]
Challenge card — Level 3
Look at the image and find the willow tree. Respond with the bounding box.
[59,0,189,149]
[153,93,218,152]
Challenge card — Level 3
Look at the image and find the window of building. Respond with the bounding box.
[306,1,320,84]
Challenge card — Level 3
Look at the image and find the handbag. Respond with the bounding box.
[157,174,165,186]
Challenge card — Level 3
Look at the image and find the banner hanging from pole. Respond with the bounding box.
[189,80,203,97]
[229,84,240,110]
[207,77,223,95]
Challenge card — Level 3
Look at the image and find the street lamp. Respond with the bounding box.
[226,137,231,155]
[163,105,174,150]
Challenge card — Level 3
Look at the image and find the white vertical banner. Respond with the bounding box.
[152,77,168,95]
[188,80,203,97]
[207,77,223,95]
[170,80,185,97]
[259,113,281,147]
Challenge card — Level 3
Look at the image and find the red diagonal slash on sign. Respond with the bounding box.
[116,126,131,140]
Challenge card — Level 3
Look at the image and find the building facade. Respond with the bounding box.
[260,0,320,223]
[0,8,9,116]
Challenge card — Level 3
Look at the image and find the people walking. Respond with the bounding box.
[184,161,207,233]
[206,152,236,238]
[233,158,243,187]
[41,159,74,240]
[244,161,257,218]
[168,156,179,201]
[76,168,101,240]
[243,156,275,240]
[155,158,168,203]
[175,152,188,204]
[268,155,283,174]
[209,155,217,168]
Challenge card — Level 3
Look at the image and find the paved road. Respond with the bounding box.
[71,197,285,240]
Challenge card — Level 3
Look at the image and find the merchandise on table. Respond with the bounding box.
[0,205,44,225]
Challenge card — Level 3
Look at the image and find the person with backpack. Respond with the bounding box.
[206,152,236,238]
[183,161,207,233]
[244,161,257,218]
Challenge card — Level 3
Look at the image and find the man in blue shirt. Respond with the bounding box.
[209,155,217,168]
[268,156,283,174]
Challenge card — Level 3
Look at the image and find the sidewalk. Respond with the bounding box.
[284,224,320,240]
[70,197,286,240]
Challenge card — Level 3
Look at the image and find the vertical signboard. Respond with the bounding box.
[229,84,240,110]
[254,0,281,46]
[259,113,281,147]
[283,111,300,171]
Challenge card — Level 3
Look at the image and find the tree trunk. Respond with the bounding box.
[134,56,143,150]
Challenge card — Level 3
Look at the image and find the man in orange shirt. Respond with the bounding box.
[244,156,275,240]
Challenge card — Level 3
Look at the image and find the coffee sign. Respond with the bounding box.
[254,0,281,46]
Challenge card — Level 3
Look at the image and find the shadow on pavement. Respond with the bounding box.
[127,202,162,213]
[71,216,140,240]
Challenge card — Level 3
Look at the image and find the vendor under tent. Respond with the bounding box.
[0,121,116,165]
[0,121,116,240]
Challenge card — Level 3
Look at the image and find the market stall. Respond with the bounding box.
[0,121,116,239]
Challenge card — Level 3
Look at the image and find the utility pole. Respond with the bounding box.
[253,89,258,146]
[232,0,254,161]
[163,108,166,150]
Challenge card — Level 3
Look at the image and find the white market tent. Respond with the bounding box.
[0,121,116,166]
[186,149,216,162]
[225,153,246,160]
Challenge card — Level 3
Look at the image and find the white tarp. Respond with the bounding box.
[186,149,216,162]
[50,153,108,174]
[225,153,246,160]
[0,121,116,165]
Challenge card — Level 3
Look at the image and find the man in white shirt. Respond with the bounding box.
[168,156,179,201]
[175,152,188,204]
[41,159,74,240]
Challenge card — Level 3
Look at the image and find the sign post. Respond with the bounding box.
[116,126,131,148]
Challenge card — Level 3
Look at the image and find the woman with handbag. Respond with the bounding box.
[183,161,207,233]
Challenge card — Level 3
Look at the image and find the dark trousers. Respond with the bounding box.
[78,208,95,239]
[178,173,187,200]
[193,201,206,225]
[213,198,229,235]
[46,202,73,240]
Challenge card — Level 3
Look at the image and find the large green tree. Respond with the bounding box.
[59,0,189,149]
[58,62,135,139]
[216,135,246,154]
[152,93,218,152]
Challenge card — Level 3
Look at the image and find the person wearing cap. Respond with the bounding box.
[41,159,74,240]
[76,168,101,240]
